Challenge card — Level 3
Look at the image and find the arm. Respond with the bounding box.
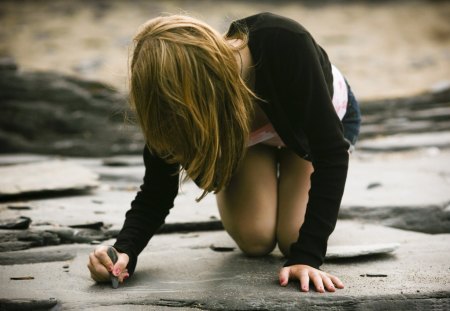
[258,28,349,292]
[257,28,349,268]
[113,146,180,275]
[282,32,349,269]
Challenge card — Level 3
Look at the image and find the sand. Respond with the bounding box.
[0,0,449,100]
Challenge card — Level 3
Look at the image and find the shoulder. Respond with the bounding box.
[228,12,311,37]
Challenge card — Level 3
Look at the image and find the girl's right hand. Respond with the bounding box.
[87,245,130,283]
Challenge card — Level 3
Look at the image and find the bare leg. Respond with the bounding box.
[216,144,278,256]
[276,148,313,256]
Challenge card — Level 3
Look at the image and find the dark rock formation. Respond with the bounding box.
[0,58,143,157]
[2,57,450,157]
[359,86,450,140]
[0,298,60,311]
[339,203,450,234]
[0,225,117,252]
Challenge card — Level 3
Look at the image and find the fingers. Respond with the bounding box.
[279,267,290,286]
[321,274,336,292]
[299,269,309,292]
[118,269,130,283]
[88,251,110,282]
[279,264,344,293]
[309,270,325,293]
[87,246,130,284]
[327,273,345,289]
[94,246,114,272]
[112,252,130,277]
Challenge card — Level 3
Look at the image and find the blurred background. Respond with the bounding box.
[0,0,449,156]
[1,0,449,98]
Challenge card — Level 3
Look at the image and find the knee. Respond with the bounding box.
[277,231,300,258]
[232,228,277,257]
[278,239,292,257]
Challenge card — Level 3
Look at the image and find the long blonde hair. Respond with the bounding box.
[129,15,255,200]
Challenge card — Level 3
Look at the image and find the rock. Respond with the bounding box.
[48,227,110,244]
[1,63,449,157]
[326,243,400,259]
[17,231,60,247]
[102,156,143,167]
[209,245,236,252]
[340,204,450,234]
[0,250,75,265]
[0,241,33,252]
[359,86,450,140]
[158,221,223,234]
[0,225,113,252]
[0,216,32,229]
[0,298,59,311]
[0,64,143,157]
[0,228,61,252]
[0,160,99,199]
[68,222,104,230]
[366,182,382,190]
[0,57,18,71]
[341,150,450,233]
[357,132,450,152]
[10,276,35,280]
[7,205,32,210]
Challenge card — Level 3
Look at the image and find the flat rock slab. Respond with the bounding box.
[341,149,450,233]
[0,298,60,311]
[357,131,450,152]
[326,243,400,259]
[0,221,449,310]
[0,160,99,198]
[0,249,75,265]
[1,149,449,238]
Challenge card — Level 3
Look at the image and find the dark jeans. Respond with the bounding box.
[342,81,361,148]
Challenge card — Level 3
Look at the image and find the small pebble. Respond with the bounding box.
[367,182,382,190]
[360,274,388,277]
[10,276,34,280]
[7,205,32,210]
[210,245,235,252]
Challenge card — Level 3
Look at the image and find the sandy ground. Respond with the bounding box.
[0,0,449,100]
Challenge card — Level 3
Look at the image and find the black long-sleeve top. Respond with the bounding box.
[114,12,350,275]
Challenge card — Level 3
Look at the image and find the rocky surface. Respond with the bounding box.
[1,1,449,309]
[0,222,449,310]
[358,86,450,140]
[1,58,450,157]
[0,60,142,157]
[0,160,99,199]
[0,151,449,308]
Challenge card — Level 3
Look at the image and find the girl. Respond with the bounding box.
[88,12,361,293]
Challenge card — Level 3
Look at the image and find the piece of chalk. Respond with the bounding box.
[107,247,119,289]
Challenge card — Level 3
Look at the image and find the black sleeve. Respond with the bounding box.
[113,146,179,275]
[263,29,349,268]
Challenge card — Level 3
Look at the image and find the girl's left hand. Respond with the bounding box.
[279,264,344,293]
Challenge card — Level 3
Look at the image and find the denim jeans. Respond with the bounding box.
[342,81,362,149]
